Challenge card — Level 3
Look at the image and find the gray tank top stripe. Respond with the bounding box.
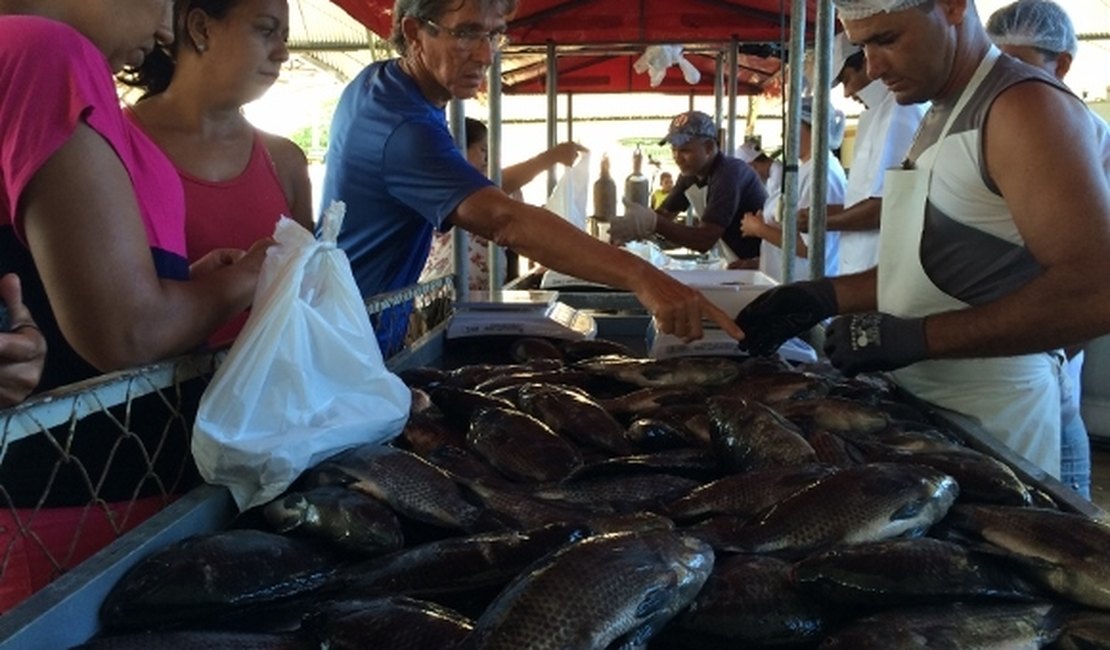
[910,55,1071,306]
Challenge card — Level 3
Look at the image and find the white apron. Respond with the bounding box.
[878,50,1062,477]
[686,183,737,263]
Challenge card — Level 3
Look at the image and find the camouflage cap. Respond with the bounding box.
[659,111,718,147]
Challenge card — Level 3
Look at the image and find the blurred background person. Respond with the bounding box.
[650,171,674,210]
[420,117,586,290]
[0,274,45,407]
[740,98,848,282]
[803,32,927,276]
[987,0,1110,499]
[124,0,313,347]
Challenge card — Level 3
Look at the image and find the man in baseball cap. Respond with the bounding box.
[611,110,767,267]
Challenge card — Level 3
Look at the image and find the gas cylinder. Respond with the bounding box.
[593,154,617,221]
[624,145,650,208]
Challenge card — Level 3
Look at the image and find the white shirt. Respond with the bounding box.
[839,81,929,275]
[760,151,847,282]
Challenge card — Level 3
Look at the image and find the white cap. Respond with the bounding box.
[736,137,762,163]
[800,97,847,150]
[833,0,931,21]
[832,32,862,86]
[986,0,1078,57]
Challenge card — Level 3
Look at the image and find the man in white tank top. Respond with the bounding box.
[735,0,1110,481]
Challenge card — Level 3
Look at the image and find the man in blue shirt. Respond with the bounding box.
[321,0,741,354]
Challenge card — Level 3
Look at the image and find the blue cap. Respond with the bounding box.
[659,111,718,147]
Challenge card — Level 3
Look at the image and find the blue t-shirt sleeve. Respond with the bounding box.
[383,119,493,230]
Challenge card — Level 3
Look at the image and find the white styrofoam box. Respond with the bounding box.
[645,321,817,363]
[662,269,778,317]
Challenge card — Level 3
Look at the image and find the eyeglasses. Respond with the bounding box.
[422,18,510,50]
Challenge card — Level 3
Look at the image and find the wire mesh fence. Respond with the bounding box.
[0,276,456,612]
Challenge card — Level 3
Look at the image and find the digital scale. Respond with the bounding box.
[645,321,819,364]
[539,269,617,291]
[447,290,597,340]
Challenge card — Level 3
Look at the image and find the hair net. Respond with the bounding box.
[832,0,931,21]
[800,98,847,150]
[986,0,1078,57]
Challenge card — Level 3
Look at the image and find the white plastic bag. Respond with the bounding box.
[192,202,411,510]
[544,151,591,231]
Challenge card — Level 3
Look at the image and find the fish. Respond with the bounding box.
[397,411,467,456]
[566,449,720,482]
[560,338,636,362]
[458,530,713,650]
[467,406,583,483]
[509,337,565,363]
[626,417,705,451]
[712,462,959,558]
[100,529,336,632]
[599,386,706,416]
[72,631,312,649]
[303,597,473,650]
[873,448,1034,506]
[819,602,1062,649]
[516,383,634,454]
[324,522,587,601]
[773,397,890,437]
[672,554,830,646]
[311,444,485,532]
[429,386,515,425]
[529,473,700,514]
[397,366,448,390]
[575,355,740,388]
[716,369,831,404]
[262,485,404,555]
[663,464,838,521]
[944,505,1110,610]
[630,404,714,447]
[1054,609,1110,650]
[708,396,818,472]
[792,537,1044,607]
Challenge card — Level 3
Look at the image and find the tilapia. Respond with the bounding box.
[792,537,1043,607]
[574,355,740,388]
[517,383,633,454]
[566,449,719,482]
[529,474,700,514]
[672,554,830,646]
[717,369,831,404]
[1055,610,1110,650]
[262,485,404,555]
[303,597,473,650]
[944,505,1110,610]
[324,523,589,599]
[875,448,1034,506]
[820,602,1062,649]
[712,462,958,558]
[626,417,705,451]
[73,631,311,650]
[429,386,515,425]
[664,464,839,521]
[599,386,706,416]
[509,336,565,363]
[311,444,485,532]
[458,530,713,650]
[472,369,595,393]
[467,406,583,483]
[100,529,336,632]
[560,338,636,362]
[708,396,818,472]
[773,397,890,436]
[397,411,466,456]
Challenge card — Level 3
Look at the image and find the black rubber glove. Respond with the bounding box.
[736,279,838,356]
[823,312,928,375]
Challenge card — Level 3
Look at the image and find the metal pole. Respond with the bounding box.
[448,99,470,297]
[714,52,724,126]
[487,50,504,292]
[726,37,739,156]
[808,0,835,280]
[781,0,807,284]
[546,41,558,195]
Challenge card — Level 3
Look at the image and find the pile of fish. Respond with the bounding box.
[79,337,1110,649]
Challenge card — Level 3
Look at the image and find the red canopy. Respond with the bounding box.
[331,0,815,49]
[329,0,814,95]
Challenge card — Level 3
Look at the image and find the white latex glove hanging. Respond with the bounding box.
[609,197,658,246]
[633,45,699,88]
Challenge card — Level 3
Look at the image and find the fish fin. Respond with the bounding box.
[635,584,675,618]
[889,499,926,521]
